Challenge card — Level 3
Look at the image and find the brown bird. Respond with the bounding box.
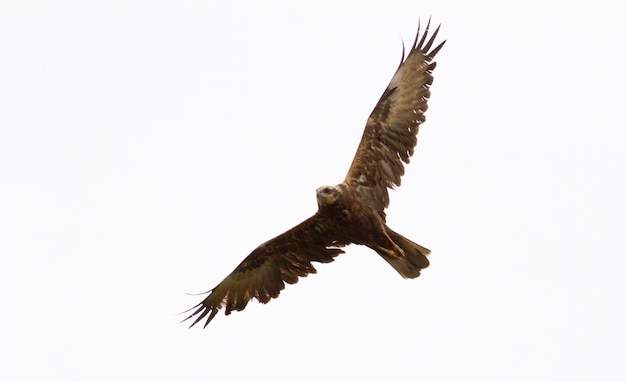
[184,20,445,328]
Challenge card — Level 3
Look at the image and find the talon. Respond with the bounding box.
[375,244,404,258]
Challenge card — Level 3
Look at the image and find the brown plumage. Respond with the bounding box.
[184,20,445,328]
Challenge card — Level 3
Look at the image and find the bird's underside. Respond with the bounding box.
[183,19,445,328]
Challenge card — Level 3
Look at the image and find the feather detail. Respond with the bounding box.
[344,19,445,217]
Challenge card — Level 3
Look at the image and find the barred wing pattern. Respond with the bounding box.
[344,20,445,218]
[183,216,346,328]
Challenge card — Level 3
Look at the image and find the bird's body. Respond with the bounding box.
[184,20,445,328]
[315,183,430,278]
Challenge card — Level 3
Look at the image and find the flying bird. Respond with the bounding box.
[184,20,445,328]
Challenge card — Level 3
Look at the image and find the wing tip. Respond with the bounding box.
[407,17,445,61]
[179,301,219,329]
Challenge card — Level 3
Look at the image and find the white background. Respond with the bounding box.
[2,1,625,381]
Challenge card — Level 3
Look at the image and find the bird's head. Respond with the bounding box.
[316,185,341,207]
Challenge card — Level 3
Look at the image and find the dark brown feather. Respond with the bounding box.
[183,215,346,328]
[344,19,445,218]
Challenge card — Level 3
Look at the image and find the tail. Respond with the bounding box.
[375,227,430,279]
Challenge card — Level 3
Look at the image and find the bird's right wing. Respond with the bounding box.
[183,215,346,328]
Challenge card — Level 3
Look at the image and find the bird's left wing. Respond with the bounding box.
[183,215,346,328]
[344,20,445,217]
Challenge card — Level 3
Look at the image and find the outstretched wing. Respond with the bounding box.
[344,20,445,217]
[183,215,346,328]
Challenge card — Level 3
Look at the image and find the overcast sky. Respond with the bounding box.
[2,1,625,381]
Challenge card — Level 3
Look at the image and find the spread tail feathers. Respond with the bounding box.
[376,228,430,279]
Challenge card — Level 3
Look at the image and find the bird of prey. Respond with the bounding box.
[184,20,445,328]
